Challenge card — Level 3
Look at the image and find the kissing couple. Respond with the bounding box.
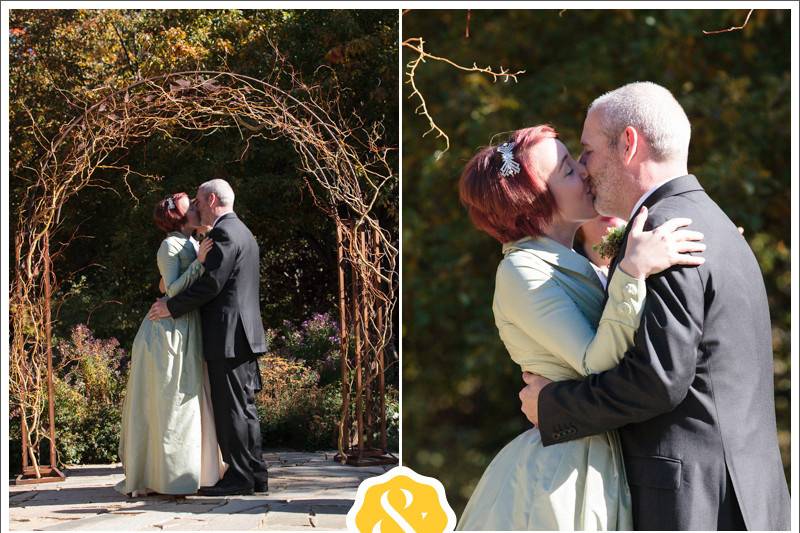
[115,178,270,497]
[456,82,790,530]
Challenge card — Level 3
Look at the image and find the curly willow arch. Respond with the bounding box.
[11,65,398,481]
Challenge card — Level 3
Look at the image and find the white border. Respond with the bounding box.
[1,3,798,533]
[790,5,799,533]
[398,2,404,467]
[2,4,11,533]
[346,465,457,532]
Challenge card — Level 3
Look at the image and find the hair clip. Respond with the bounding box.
[166,197,175,210]
[497,141,520,177]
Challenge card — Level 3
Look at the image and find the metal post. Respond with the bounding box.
[363,228,373,449]
[44,233,57,470]
[352,226,364,455]
[335,222,350,455]
[374,227,387,452]
[21,405,29,471]
[16,232,65,484]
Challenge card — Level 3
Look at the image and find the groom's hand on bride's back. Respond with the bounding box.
[519,372,553,427]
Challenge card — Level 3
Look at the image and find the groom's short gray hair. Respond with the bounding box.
[199,178,235,207]
[589,81,691,162]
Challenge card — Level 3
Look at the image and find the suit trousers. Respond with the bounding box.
[206,355,269,487]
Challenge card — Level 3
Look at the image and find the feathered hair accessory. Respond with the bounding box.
[497,141,520,177]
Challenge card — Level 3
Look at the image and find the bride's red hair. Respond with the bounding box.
[153,192,189,233]
[459,125,558,243]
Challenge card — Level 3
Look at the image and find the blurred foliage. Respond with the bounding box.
[401,9,791,514]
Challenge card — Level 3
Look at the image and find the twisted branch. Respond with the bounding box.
[703,9,755,35]
[402,36,525,154]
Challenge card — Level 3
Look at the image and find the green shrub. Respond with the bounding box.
[7,325,129,468]
[256,354,337,449]
[55,325,128,464]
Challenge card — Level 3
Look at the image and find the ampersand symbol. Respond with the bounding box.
[348,467,456,533]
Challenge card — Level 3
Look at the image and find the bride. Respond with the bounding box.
[115,192,226,496]
[456,125,705,530]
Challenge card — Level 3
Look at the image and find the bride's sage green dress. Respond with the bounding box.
[457,236,646,531]
[115,232,224,495]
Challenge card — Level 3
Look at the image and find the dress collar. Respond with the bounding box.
[502,235,600,283]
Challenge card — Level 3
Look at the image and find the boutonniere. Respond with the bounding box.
[593,224,627,260]
[194,225,214,242]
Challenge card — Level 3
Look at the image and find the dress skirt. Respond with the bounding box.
[457,428,632,531]
[115,310,224,495]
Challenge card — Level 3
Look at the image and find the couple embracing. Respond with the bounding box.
[457,82,790,530]
[115,178,270,498]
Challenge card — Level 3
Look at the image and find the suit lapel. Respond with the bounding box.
[213,212,238,228]
[606,174,704,289]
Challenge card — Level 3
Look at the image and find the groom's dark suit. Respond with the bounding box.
[167,211,269,488]
[538,176,790,530]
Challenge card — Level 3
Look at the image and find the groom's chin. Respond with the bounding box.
[593,202,614,219]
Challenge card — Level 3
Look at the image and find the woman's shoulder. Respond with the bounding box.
[496,251,554,295]
[159,232,189,254]
[498,247,552,278]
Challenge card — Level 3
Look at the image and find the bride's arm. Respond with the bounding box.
[495,257,646,376]
[156,238,205,298]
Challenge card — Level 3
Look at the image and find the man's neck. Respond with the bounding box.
[207,208,233,226]
[620,160,688,219]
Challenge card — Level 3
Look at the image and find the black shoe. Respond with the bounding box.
[253,480,268,494]
[198,482,254,497]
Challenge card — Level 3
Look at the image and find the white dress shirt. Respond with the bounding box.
[211,210,233,228]
[628,175,682,221]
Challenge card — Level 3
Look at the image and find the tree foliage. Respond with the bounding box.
[401,9,790,513]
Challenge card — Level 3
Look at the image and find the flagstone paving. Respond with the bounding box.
[9,451,394,531]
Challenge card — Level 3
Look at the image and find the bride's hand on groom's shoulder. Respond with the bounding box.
[620,206,706,279]
[198,238,214,264]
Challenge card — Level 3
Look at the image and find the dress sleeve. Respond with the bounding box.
[156,238,206,298]
[495,256,647,376]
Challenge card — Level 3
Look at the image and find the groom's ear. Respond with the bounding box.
[622,126,639,165]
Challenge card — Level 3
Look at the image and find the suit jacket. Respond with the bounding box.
[537,175,790,530]
[167,212,267,359]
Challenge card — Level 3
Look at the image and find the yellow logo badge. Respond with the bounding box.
[347,466,456,533]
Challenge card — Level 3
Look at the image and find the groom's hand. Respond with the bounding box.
[519,372,553,426]
[147,297,171,321]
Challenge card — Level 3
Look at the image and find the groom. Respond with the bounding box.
[519,82,790,530]
[148,178,270,496]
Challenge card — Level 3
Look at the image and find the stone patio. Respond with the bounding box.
[9,451,394,531]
